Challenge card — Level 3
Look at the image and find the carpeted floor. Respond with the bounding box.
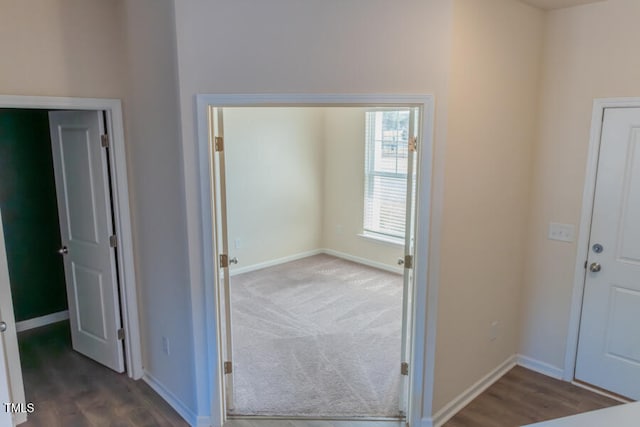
[227,254,404,417]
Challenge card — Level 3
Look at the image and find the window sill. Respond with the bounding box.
[357,232,404,248]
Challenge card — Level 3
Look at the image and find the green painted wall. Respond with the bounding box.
[0,109,68,322]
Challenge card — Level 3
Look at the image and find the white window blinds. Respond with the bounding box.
[364,110,409,240]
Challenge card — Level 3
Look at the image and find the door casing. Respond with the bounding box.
[0,96,142,386]
[565,98,640,385]
[196,94,437,427]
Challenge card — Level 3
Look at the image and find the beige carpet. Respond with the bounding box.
[228,254,403,417]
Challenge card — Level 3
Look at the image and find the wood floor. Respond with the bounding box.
[224,367,619,427]
[14,322,619,427]
[443,366,619,427]
[17,321,188,427]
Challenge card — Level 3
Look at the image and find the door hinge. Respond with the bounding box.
[224,361,232,374]
[219,254,229,268]
[101,134,110,148]
[117,328,125,340]
[409,136,418,152]
[404,255,413,269]
[109,235,118,248]
[214,136,224,152]
[401,362,409,376]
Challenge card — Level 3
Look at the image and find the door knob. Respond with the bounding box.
[229,257,238,265]
[589,262,601,273]
[397,258,404,265]
[0,321,6,333]
[58,246,68,255]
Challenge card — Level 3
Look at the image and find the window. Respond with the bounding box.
[363,110,410,242]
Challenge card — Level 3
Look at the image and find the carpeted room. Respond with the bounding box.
[218,106,417,417]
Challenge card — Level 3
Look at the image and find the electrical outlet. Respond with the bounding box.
[234,238,242,249]
[162,336,170,356]
[548,223,575,242]
[490,321,500,341]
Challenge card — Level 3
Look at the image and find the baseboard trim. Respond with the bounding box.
[12,412,27,426]
[516,354,564,380]
[229,248,403,276]
[195,415,212,427]
[15,310,69,332]
[142,372,199,427]
[322,249,403,275]
[229,249,324,276]
[423,355,517,427]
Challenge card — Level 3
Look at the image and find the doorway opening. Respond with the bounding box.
[197,95,434,427]
[0,96,142,426]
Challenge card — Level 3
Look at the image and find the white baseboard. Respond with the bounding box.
[229,249,323,276]
[15,310,69,332]
[142,372,199,427]
[229,248,403,276]
[423,355,517,427]
[195,415,212,427]
[322,248,403,275]
[12,412,27,426]
[516,354,564,380]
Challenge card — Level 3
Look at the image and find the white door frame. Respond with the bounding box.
[195,94,436,427]
[564,97,640,381]
[0,95,143,380]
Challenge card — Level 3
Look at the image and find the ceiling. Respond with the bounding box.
[519,0,607,10]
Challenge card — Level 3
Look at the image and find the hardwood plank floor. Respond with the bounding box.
[17,321,188,427]
[15,322,620,427]
[443,366,620,427]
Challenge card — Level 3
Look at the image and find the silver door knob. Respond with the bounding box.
[0,321,6,333]
[58,246,68,255]
[589,262,601,273]
[229,257,238,265]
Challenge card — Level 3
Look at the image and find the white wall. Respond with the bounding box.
[225,108,324,270]
[322,108,403,270]
[173,0,453,420]
[0,1,199,421]
[120,0,198,420]
[225,106,403,272]
[520,0,640,371]
[433,0,544,413]
[0,0,126,98]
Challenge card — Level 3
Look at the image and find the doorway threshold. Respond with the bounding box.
[225,415,404,427]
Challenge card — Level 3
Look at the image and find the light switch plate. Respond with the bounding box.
[548,222,575,242]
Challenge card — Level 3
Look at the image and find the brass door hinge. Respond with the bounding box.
[408,136,418,152]
[101,134,110,148]
[214,136,224,152]
[404,255,413,269]
[109,235,118,248]
[219,254,229,268]
[224,361,232,374]
[401,362,409,376]
[117,328,125,340]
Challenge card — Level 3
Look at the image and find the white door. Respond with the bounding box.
[399,108,418,416]
[575,107,640,399]
[210,107,236,411]
[49,111,124,373]
[0,209,25,427]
